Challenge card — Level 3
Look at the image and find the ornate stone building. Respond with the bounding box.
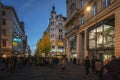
[64,0,120,62]
[47,6,66,56]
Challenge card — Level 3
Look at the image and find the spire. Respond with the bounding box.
[51,5,56,14]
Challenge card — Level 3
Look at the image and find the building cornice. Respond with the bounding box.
[64,9,79,27]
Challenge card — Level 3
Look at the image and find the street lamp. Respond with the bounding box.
[86,6,91,12]
[86,6,91,20]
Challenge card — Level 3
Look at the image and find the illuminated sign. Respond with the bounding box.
[13,37,22,42]
[13,42,18,46]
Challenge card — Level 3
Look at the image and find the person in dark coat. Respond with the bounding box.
[103,56,120,80]
[84,56,91,75]
[73,58,76,64]
[91,56,97,73]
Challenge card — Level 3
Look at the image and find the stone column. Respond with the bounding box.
[66,38,71,61]
[84,30,88,58]
[76,33,80,64]
[79,33,83,63]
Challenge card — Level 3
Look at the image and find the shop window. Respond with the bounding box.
[89,29,96,49]
[52,46,55,52]
[96,25,104,48]
[103,24,114,48]
[88,18,114,49]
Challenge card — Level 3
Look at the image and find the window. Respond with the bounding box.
[70,0,73,6]
[59,23,63,26]
[103,0,111,8]
[59,35,62,39]
[92,3,97,16]
[51,28,55,32]
[1,29,6,36]
[2,10,6,16]
[103,24,114,48]
[51,34,55,38]
[89,29,96,49]
[59,29,62,32]
[88,19,114,49]
[2,40,7,47]
[81,0,85,8]
[81,16,85,25]
[53,34,54,38]
[53,28,54,31]
[51,21,55,25]
[97,26,103,48]
[2,19,6,25]
[51,16,53,18]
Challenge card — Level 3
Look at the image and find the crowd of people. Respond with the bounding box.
[84,56,120,80]
[0,55,120,80]
[35,56,67,70]
[0,56,34,73]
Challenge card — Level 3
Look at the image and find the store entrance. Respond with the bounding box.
[89,49,114,62]
[97,50,114,62]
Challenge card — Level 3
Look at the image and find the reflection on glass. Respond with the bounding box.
[97,25,103,48]
[89,23,114,49]
[89,29,96,49]
[104,24,114,48]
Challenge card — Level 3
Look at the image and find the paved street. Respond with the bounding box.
[0,63,98,80]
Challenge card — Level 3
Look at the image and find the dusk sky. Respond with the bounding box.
[1,0,66,55]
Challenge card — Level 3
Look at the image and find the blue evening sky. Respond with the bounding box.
[1,0,66,55]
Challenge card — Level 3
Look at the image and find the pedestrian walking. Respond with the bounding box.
[95,59,103,80]
[73,58,76,64]
[61,58,66,71]
[103,56,120,80]
[91,56,97,73]
[84,56,91,75]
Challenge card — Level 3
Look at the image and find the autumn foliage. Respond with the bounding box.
[35,32,52,57]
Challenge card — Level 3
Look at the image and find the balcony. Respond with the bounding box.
[65,25,79,36]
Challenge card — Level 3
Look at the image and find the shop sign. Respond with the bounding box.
[13,42,18,46]
[58,41,63,46]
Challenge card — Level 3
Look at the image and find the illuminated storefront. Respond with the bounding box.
[65,0,120,61]
[88,16,114,61]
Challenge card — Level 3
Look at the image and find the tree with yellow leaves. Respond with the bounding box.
[35,32,52,57]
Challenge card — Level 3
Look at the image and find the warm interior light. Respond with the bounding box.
[2,54,7,58]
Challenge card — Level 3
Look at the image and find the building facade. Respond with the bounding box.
[47,6,66,56]
[1,3,28,58]
[65,0,120,62]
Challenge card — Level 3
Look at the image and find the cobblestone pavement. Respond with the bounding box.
[0,63,98,80]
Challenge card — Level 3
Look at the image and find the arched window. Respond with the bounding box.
[103,0,111,8]
[92,3,97,16]
[81,15,85,25]
[81,0,85,8]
